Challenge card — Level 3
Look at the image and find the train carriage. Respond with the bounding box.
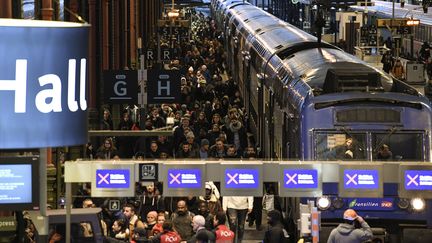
[213,0,432,241]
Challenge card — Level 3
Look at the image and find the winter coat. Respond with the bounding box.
[327,221,373,243]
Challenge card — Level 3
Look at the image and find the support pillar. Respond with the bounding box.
[41,0,53,20]
[0,0,12,18]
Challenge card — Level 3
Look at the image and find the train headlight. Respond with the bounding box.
[317,196,331,210]
[410,198,426,211]
[332,197,344,209]
[397,198,410,210]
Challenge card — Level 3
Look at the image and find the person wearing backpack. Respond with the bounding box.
[263,210,289,243]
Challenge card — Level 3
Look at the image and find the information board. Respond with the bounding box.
[225,168,259,189]
[399,164,432,199]
[339,164,383,198]
[95,169,130,188]
[162,162,205,196]
[279,163,322,197]
[220,162,263,196]
[0,156,39,210]
[91,163,135,197]
[167,169,202,188]
[343,169,379,189]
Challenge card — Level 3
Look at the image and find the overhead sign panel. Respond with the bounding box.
[0,19,89,148]
[225,168,259,189]
[91,163,135,197]
[284,169,318,189]
[138,163,159,181]
[377,18,420,28]
[404,170,432,190]
[279,163,322,197]
[344,169,379,190]
[339,164,383,198]
[162,162,205,196]
[167,168,202,188]
[95,169,130,189]
[399,164,432,199]
[103,70,138,104]
[147,69,181,104]
[220,162,263,197]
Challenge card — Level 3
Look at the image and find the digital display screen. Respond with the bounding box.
[225,168,259,189]
[344,169,379,189]
[95,169,130,189]
[283,169,318,189]
[167,169,201,188]
[405,170,432,190]
[0,164,32,203]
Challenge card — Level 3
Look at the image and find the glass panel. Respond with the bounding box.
[49,222,95,242]
[372,133,423,161]
[22,0,35,19]
[315,133,367,161]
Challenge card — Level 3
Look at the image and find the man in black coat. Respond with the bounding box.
[263,210,289,243]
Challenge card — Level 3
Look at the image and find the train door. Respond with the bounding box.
[233,33,241,84]
[283,109,299,159]
[242,51,251,113]
[263,86,274,158]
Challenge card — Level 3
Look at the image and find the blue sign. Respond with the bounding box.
[0,20,89,148]
[96,169,130,188]
[347,198,395,211]
[225,168,259,189]
[405,170,432,190]
[284,169,318,189]
[344,169,379,189]
[0,165,32,203]
[167,169,201,188]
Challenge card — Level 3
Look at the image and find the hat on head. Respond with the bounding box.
[201,139,210,146]
[343,209,358,221]
[205,182,212,190]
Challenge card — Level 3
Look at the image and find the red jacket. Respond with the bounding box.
[161,231,182,243]
[214,224,235,242]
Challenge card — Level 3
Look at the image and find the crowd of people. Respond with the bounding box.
[20,11,290,243]
[381,41,432,82]
[86,11,255,162]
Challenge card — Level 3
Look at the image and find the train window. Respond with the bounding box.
[314,133,367,161]
[372,133,423,161]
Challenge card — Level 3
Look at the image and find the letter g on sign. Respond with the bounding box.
[114,80,127,96]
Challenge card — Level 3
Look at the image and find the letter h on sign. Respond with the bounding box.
[147,69,180,104]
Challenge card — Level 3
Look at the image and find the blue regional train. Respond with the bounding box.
[212,0,432,241]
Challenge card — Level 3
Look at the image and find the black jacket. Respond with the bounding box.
[263,223,289,243]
